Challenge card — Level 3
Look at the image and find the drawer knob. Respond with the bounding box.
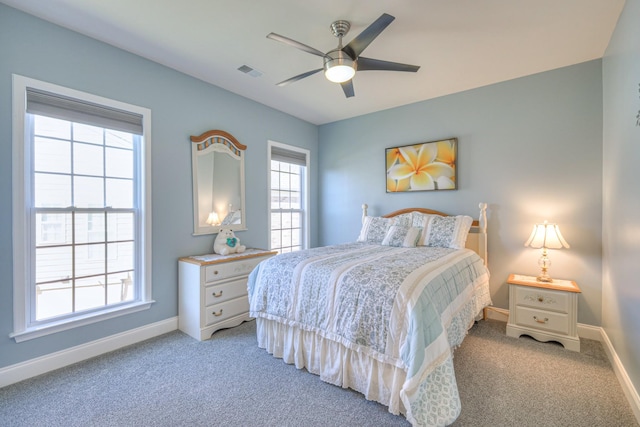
[537,296,544,302]
[213,270,219,275]
[212,290,223,298]
[213,309,224,317]
[533,315,548,324]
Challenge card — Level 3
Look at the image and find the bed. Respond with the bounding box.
[247,204,491,427]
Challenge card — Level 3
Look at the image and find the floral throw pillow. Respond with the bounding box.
[357,216,394,243]
[381,225,422,247]
[423,215,473,249]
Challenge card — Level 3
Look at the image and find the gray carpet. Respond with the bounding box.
[0,319,637,427]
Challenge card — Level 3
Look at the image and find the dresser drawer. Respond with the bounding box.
[205,278,247,306]
[514,306,569,335]
[205,297,249,326]
[205,257,264,282]
[514,286,569,313]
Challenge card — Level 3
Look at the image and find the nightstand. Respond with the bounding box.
[178,249,277,341]
[506,274,581,351]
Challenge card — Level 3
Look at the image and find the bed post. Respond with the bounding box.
[478,203,488,266]
[362,204,368,224]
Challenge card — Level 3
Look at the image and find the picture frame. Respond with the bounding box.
[385,138,457,192]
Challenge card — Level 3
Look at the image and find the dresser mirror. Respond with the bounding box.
[191,130,246,235]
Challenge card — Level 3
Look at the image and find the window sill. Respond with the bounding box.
[10,300,155,343]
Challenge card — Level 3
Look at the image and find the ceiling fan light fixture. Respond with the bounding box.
[324,50,355,83]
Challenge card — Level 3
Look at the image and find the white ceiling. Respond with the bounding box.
[1,0,625,125]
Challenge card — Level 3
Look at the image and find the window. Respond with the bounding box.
[11,75,153,342]
[268,141,309,253]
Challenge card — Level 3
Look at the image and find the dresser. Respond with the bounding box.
[506,274,581,351]
[178,249,277,341]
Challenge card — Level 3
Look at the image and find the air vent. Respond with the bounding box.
[237,65,263,78]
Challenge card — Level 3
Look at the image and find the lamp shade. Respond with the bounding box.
[206,212,220,226]
[524,220,570,249]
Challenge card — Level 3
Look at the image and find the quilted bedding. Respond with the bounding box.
[247,242,491,426]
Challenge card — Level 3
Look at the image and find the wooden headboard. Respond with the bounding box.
[361,203,488,266]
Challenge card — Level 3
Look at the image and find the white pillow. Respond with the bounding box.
[423,215,473,249]
[357,216,394,243]
[381,225,422,247]
[391,213,413,228]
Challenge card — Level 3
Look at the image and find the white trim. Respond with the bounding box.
[0,317,178,388]
[484,306,509,322]
[600,328,640,424]
[11,74,153,340]
[10,301,155,343]
[485,307,639,423]
[576,322,602,341]
[267,140,310,250]
[140,108,153,304]
[12,74,29,336]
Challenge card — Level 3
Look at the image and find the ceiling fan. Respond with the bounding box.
[267,13,420,98]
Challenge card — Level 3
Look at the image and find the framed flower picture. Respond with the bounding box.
[385,138,457,192]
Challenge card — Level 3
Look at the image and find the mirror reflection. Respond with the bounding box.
[191,130,246,235]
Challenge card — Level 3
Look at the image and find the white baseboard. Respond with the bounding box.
[483,306,509,321]
[0,316,178,388]
[482,306,639,424]
[576,322,602,341]
[599,328,640,424]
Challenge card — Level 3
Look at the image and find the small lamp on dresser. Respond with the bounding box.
[206,212,220,226]
[524,220,569,282]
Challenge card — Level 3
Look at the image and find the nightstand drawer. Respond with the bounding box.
[205,297,249,326]
[515,286,569,313]
[514,306,569,335]
[205,257,263,282]
[205,278,247,306]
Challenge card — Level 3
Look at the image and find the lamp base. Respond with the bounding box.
[537,250,553,283]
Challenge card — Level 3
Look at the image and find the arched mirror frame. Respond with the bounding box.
[191,130,247,235]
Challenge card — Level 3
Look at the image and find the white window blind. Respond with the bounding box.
[26,87,144,135]
[271,145,307,166]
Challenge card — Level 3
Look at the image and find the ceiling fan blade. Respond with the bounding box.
[340,80,355,98]
[267,33,328,58]
[276,68,323,86]
[356,57,420,73]
[342,13,395,59]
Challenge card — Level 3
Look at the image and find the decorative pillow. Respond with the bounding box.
[393,212,430,228]
[381,225,422,247]
[392,213,413,228]
[408,213,435,245]
[423,215,473,249]
[357,216,394,243]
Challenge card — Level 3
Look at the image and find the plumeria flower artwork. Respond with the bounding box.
[386,138,457,192]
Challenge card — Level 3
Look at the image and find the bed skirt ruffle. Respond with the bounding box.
[256,317,409,415]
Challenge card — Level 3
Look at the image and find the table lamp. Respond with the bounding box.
[206,212,220,226]
[524,220,569,282]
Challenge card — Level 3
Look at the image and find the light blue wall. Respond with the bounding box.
[3,3,636,397]
[602,0,640,403]
[0,4,318,368]
[318,61,604,326]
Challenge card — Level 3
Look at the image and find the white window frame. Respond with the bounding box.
[267,141,310,252]
[11,75,153,342]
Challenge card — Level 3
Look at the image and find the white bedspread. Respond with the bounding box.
[248,243,491,426]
